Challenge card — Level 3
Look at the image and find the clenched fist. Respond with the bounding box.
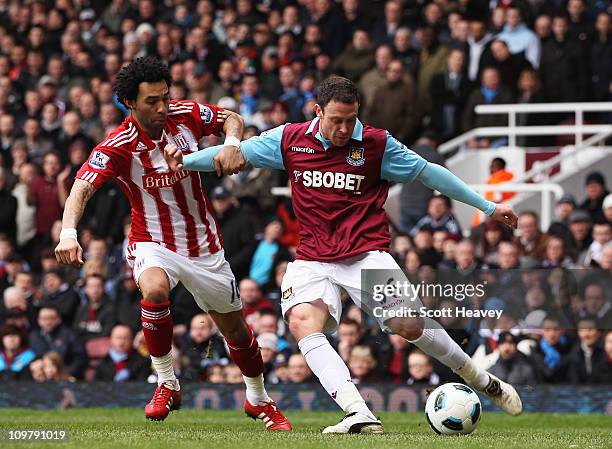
[164,143,184,172]
[55,238,84,267]
[491,203,518,229]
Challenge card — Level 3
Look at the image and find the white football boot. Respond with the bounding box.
[322,412,384,434]
[475,373,523,416]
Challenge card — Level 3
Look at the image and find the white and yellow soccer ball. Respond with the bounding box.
[425,383,482,435]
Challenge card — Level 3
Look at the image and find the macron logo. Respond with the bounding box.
[290,146,315,154]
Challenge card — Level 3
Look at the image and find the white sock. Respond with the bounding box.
[410,318,489,390]
[243,374,272,405]
[151,352,178,387]
[298,333,375,419]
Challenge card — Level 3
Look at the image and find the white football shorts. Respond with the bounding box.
[127,242,242,314]
[280,250,422,333]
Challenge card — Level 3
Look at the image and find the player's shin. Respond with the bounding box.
[140,299,177,386]
[225,327,271,405]
[407,317,489,389]
[298,332,376,419]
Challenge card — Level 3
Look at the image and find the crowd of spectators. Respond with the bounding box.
[0,0,611,386]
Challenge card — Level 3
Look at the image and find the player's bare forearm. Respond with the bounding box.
[61,179,96,229]
[222,111,245,140]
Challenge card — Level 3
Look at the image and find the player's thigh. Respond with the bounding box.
[281,260,342,335]
[127,243,180,302]
[337,250,423,333]
[183,255,242,314]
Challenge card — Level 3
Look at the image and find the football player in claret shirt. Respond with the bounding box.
[54,57,291,430]
[167,76,523,434]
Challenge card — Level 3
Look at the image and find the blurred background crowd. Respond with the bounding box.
[0,0,610,385]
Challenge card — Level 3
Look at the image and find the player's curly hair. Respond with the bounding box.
[113,56,172,107]
[317,76,360,109]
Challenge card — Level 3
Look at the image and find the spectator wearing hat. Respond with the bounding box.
[0,324,36,381]
[566,209,593,262]
[257,332,279,382]
[530,315,572,383]
[94,324,150,382]
[489,332,537,384]
[269,353,290,384]
[548,193,577,246]
[29,306,87,379]
[567,316,611,384]
[580,171,609,224]
[211,185,256,282]
[602,193,612,223]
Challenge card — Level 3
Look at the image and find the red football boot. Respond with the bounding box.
[145,382,182,421]
[244,399,292,431]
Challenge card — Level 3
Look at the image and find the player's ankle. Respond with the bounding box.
[346,401,376,420]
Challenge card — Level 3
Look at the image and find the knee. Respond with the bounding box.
[387,316,424,341]
[223,324,250,343]
[288,307,319,340]
[141,284,170,303]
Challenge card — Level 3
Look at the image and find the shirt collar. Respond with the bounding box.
[305,117,363,150]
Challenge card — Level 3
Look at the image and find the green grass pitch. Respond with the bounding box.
[0,409,610,449]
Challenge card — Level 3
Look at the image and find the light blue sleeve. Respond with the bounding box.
[417,163,497,216]
[241,124,286,170]
[182,124,286,171]
[183,145,222,171]
[380,132,428,182]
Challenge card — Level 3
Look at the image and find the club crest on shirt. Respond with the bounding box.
[346,147,365,166]
[173,133,189,151]
[199,104,213,123]
[282,287,293,301]
[89,150,110,169]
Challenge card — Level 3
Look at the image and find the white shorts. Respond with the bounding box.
[127,242,241,314]
[280,250,421,333]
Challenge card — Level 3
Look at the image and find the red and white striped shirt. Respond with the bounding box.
[76,100,225,258]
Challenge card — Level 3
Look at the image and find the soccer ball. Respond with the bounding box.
[425,383,482,435]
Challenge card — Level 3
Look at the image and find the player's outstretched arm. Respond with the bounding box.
[180,125,286,173]
[417,163,518,228]
[54,179,97,267]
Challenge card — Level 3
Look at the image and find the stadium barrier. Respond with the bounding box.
[1,383,610,414]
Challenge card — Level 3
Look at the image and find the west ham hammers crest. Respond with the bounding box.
[346,147,365,166]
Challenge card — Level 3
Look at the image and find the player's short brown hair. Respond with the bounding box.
[316,76,360,109]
